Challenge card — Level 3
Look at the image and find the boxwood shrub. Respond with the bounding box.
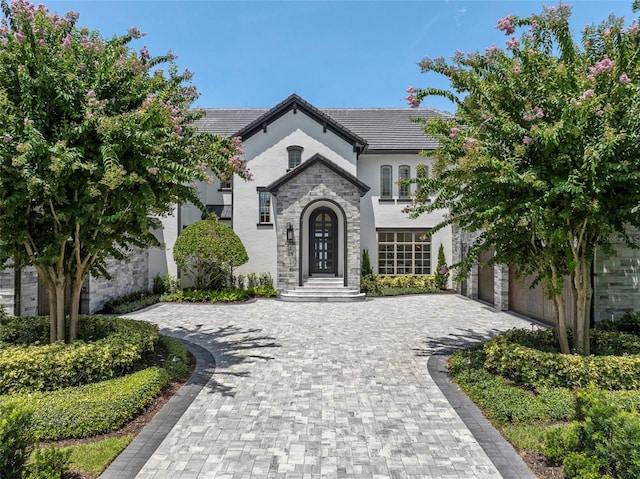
[483,329,640,390]
[0,317,159,394]
[0,367,171,440]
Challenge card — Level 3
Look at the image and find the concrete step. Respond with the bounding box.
[279,277,366,302]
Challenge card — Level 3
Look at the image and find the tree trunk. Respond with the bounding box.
[574,255,592,355]
[54,276,66,342]
[68,271,86,342]
[550,265,571,354]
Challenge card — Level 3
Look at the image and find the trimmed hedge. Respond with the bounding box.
[160,335,189,380]
[483,329,640,390]
[161,288,251,303]
[361,274,438,295]
[450,348,573,425]
[0,367,171,440]
[100,291,161,314]
[0,317,159,394]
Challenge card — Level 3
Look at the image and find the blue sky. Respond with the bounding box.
[44,1,637,112]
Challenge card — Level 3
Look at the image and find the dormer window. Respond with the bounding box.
[287,145,303,170]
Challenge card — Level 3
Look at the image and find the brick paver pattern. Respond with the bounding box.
[124,294,535,479]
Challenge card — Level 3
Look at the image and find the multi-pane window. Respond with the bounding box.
[399,165,410,198]
[377,230,431,275]
[219,178,232,190]
[380,165,392,198]
[258,190,271,224]
[288,146,303,170]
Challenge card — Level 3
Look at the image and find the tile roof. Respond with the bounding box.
[196,103,452,152]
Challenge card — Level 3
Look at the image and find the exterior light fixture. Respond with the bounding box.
[286,223,294,243]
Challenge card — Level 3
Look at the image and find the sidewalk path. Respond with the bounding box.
[101,294,538,479]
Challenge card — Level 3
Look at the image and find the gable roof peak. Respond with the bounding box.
[234,93,367,153]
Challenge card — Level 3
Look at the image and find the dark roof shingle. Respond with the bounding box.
[196,103,452,152]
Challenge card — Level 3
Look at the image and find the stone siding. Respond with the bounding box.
[594,229,640,322]
[20,267,38,316]
[88,249,149,314]
[274,162,363,292]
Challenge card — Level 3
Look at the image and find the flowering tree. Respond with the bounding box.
[0,0,251,342]
[405,4,640,354]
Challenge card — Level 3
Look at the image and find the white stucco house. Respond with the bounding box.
[152,93,454,301]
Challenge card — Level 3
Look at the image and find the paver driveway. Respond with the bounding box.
[105,294,538,479]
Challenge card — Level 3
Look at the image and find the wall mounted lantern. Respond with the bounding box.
[286,223,294,243]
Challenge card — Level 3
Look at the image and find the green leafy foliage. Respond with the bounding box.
[361,249,373,276]
[434,243,449,290]
[360,274,438,295]
[0,367,170,440]
[545,389,640,478]
[0,401,33,479]
[161,288,251,303]
[100,291,161,314]
[598,312,640,336]
[407,4,640,355]
[22,445,70,479]
[159,335,189,380]
[0,317,158,394]
[173,216,249,290]
[0,1,251,342]
[449,348,573,426]
[152,274,180,295]
[483,329,640,390]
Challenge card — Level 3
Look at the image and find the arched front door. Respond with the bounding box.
[309,207,338,275]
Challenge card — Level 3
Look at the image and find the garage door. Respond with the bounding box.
[508,266,573,326]
[478,249,494,305]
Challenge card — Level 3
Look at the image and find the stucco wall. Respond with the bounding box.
[232,109,357,281]
[357,152,452,282]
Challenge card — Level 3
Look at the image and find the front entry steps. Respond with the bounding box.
[279,277,366,302]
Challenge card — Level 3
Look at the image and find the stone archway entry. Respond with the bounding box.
[309,207,338,275]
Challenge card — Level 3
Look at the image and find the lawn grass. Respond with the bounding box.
[65,436,133,478]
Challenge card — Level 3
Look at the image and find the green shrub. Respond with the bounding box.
[545,388,640,478]
[562,452,607,479]
[174,215,248,290]
[360,275,380,294]
[434,243,449,290]
[23,445,70,479]
[598,312,640,336]
[361,249,373,276]
[0,367,171,440]
[100,291,161,314]
[161,288,252,303]
[483,329,640,390]
[248,285,277,298]
[0,317,158,394]
[0,315,49,345]
[152,273,180,295]
[544,422,583,464]
[0,401,33,479]
[449,348,573,425]
[160,336,189,380]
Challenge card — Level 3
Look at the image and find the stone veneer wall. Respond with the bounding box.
[274,162,362,292]
[88,248,149,314]
[0,267,38,316]
[593,229,640,322]
[452,225,509,310]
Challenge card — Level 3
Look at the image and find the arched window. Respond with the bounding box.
[399,165,410,198]
[287,145,303,170]
[380,165,392,198]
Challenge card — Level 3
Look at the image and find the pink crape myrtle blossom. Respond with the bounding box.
[405,86,420,108]
[496,14,515,35]
[506,37,520,50]
[140,46,150,60]
[147,167,158,175]
[523,136,534,145]
[523,106,544,121]
[589,56,614,77]
[449,127,460,139]
[580,89,594,100]
[620,74,631,84]
[127,26,145,39]
[401,205,411,214]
